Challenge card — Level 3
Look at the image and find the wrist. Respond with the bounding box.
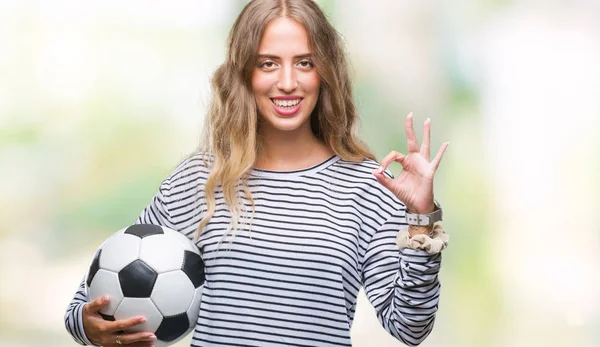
[405,200,443,226]
[408,225,434,237]
[407,200,436,214]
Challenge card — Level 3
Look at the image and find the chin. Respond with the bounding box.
[265,115,310,132]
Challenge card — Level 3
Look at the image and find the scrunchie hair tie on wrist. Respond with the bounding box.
[396,223,448,254]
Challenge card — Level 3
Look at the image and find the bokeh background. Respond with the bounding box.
[1,0,599,346]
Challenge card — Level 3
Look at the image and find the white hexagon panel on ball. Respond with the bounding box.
[165,228,200,255]
[114,297,163,334]
[187,285,204,327]
[87,269,124,317]
[138,233,185,273]
[151,271,195,317]
[99,233,142,272]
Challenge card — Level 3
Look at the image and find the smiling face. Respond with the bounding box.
[251,17,321,135]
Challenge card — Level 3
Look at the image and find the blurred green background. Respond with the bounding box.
[1,0,598,346]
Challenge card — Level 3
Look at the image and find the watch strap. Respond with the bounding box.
[405,201,443,226]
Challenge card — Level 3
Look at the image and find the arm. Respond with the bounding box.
[64,279,95,345]
[64,181,172,345]
[361,210,443,346]
[367,113,449,345]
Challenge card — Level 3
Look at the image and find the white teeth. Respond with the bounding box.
[273,99,301,107]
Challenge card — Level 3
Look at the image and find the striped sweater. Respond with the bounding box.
[65,153,443,346]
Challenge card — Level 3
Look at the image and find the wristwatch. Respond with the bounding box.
[405,200,443,226]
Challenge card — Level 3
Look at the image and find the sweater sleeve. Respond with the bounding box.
[64,181,172,345]
[360,206,443,346]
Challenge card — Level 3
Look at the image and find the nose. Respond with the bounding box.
[276,64,298,92]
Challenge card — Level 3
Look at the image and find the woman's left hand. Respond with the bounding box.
[373,113,449,214]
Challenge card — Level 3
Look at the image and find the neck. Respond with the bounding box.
[255,123,331,171]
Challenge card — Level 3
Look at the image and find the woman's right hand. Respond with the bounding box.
[83,295,157,347]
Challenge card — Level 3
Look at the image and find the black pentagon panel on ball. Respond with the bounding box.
[118,259,157,298]
[182,250,205,288]
[154,313,189,342]
[99,312,115,322]
[124,224,164,239]
[86,249,102,287]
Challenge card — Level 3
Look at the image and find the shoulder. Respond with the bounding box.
[330,157,399,202]
[160,151,212,192]
[330,156,405,221]
[332,156,394,185]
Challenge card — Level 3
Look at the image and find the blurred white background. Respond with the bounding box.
[0,0,598,346]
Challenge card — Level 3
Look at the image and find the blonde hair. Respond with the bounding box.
[196,0,375,242]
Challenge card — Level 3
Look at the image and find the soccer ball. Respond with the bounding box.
[85,224,204,347]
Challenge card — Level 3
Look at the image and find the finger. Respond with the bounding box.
[372,167,396,193]
[405,112,419,153]
[120,331,157,345]
[107,316,147,333]
[84,295,110,314]
[103,341,155,347]
[431,142,449,171]
[420,118,431,160]
[377,151,405,174]
[127,342,156,347]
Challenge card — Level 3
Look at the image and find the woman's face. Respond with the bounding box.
[251,17,321,135]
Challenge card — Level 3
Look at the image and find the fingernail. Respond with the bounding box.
[408,112,413,118]
[377,166,383,173]
[149,334,156,340]
[103,295,110,302]
[140,317,147,323]
[426,117,430,123]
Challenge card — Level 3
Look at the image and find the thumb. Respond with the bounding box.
[84,295,110,315]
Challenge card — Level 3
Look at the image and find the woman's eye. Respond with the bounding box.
[260,61,276,68]
[298,61,314,68]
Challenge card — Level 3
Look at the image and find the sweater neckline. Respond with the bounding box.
[249,155,340,179]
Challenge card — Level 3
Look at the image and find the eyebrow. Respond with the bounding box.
[258,53,313,60]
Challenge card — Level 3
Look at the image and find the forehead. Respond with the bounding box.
[258,17,311,55]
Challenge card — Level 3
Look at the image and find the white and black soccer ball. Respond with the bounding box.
[85,224,204,347]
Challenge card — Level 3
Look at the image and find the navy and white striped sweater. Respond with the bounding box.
[65,153,443,346]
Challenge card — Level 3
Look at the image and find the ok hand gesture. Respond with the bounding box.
[373,113,449,214]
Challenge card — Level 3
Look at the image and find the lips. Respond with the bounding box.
[270,98,303,116]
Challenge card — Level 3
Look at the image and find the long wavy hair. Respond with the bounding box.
[196,0,375,242]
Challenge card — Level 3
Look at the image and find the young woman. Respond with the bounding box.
[65,0,449,346]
